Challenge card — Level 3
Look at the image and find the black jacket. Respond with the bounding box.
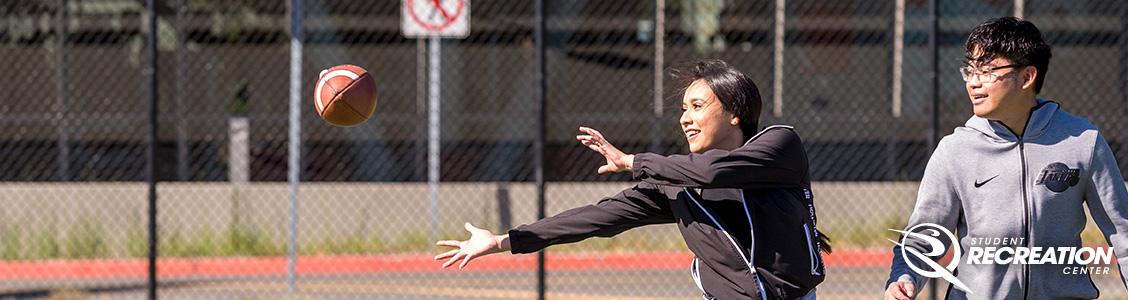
[509,126,826,299]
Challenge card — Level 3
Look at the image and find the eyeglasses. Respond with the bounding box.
[959,64,1023,83]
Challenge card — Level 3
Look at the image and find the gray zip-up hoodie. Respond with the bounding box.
[888,99,1128,299]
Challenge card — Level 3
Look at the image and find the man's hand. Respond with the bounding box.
[434,223,510,270]
[576,126,633,174]
[884,281,916,300]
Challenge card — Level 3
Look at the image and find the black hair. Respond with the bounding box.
[964,17,1053,93]
[673,60,833,253]
[670,59,762,140]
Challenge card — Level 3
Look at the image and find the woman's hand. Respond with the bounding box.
[576,127,634,174]
[434,223,510,269]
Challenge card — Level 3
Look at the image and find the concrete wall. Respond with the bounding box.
[0,182,935,256]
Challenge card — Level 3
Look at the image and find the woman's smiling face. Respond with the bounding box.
[679,79,744,153]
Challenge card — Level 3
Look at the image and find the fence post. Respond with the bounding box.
[534,1,547,299]
[773,0,785,118]
[651,0,665,153]
[927,0,940,298]
[927,0,940,153]
[1014,0,1024,19]
[497,183,512,231]
[144,0,160,298]
[1120,2,1128,160]
[286,0,303,295]
[54,0,70,182]
[175,0,189,181]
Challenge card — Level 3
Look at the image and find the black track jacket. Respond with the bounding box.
[508,126,827,299]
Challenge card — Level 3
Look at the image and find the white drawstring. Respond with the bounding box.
[685,189,768,300]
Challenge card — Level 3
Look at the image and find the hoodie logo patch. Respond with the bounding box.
[1035,162,1080,193]
[973,175,999,188]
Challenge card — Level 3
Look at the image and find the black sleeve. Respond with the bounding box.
[630,127,808,189]
[507,182,674,254]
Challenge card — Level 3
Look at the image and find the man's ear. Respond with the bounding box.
[1021,66,1038,91]
[730,115,740,126]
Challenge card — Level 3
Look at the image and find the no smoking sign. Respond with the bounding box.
[402,0,470,38]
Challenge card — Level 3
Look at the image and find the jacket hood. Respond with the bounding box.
[964,98,1057,142]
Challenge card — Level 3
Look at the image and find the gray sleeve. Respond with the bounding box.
[1082,134,1128,290]
[887,138,962,289]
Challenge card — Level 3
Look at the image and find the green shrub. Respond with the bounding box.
[63,218,108,259]
[1,223,23,260]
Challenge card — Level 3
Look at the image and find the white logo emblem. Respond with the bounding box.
[889,223,972,293]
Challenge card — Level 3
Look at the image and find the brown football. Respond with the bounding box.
[313,64,378,127]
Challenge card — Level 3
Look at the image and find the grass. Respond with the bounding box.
[221,224,284,256]
[0,220,869,260]
[127,225,148,258]
[0,222,468,260]
[386,230,432,253]
[155,225,283,258]
[2,212,1111,260]
[2,223,22,260]
[810,214,908,250]
[33,224,61,259]
[63,218,108,259]
[303,231,386,256]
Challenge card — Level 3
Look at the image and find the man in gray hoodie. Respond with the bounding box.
[884,17,1128,299]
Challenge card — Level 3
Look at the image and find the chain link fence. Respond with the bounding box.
[1,0,1126,299]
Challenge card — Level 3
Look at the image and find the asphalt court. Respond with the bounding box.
[4,268,884,299]
[5,267,1127,299]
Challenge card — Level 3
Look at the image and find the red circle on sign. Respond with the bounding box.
[407,0,465,31]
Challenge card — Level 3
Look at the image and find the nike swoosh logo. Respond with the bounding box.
[974,175,999,188]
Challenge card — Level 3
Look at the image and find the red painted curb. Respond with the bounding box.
[0,250,890,280]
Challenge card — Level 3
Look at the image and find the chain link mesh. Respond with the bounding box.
[1,0,1126,299]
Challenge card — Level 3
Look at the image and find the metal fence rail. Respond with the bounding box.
[1,0,1126,299]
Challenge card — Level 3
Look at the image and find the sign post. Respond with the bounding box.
[402,0,469,244]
